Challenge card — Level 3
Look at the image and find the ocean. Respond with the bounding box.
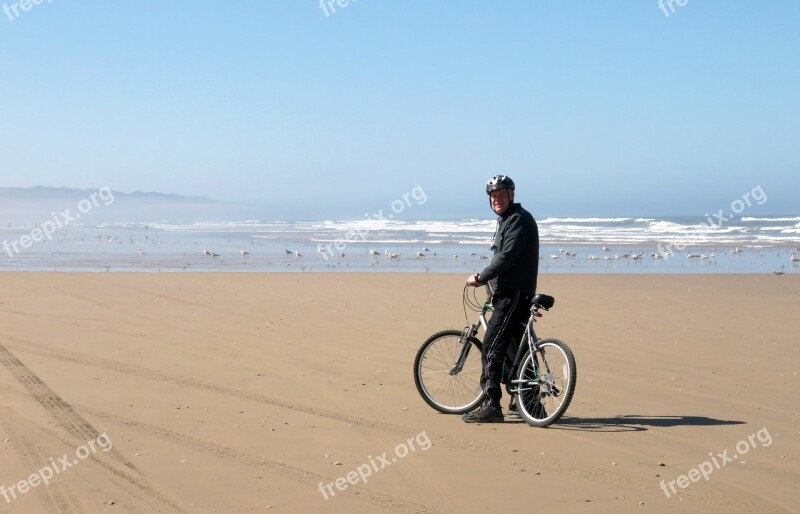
[1,216,798,273]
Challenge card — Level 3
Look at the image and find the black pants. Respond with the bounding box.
[480,289,532,408]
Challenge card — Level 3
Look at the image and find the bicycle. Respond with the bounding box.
[413,283,576,427]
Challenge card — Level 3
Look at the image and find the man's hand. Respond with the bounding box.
[466,273,482,287]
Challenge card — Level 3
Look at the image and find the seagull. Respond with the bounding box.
[388,252,400,259]
[791,254,799,263]
[564,251,577,257]
[340,252,345,258]
[368,249,380,256]
[203,249,212,256]
[732,247,742,254]
[602,246,611,252]
[285,249,293,255]
[469,251,477,256]
[295,251,302,257]
[241,250,250,256]
[139,249,146,255]
[588,255,598,261]
[453,253,458,259]
[550,254,560,259]
[422,246,430,252]
[416,251,425,257]
[632,253,643,260]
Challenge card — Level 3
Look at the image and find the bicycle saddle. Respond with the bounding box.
[532,294,555,310]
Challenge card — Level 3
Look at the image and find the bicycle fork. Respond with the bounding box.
[449,326,476,375]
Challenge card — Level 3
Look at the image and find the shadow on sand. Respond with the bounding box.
[546,415,746,432]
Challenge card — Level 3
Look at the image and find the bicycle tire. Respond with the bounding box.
[413,330,485,414]
[515,338,576,427]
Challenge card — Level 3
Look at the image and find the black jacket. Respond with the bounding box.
[479,203,539,296]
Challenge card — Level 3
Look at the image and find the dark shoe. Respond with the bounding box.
[462,402,504,423]
[461,401,489,421]
[507,398,521,420]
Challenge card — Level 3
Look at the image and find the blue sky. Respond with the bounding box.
[1,1,798,219]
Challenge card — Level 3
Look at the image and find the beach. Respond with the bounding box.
[0,272,797,513]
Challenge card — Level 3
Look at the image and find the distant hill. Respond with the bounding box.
[0,187,259,225]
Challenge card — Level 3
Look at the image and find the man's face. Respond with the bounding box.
[490,189,513,215]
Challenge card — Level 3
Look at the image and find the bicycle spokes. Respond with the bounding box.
[514,339,576,427]
[414,331,485,413]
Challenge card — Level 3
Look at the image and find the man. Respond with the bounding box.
[463,175,539,423]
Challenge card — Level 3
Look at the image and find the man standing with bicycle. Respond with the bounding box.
[463,175,539,423]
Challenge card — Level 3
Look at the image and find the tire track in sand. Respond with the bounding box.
[0,344,136,470]
[0,344,185,513]
[0,419,82,514]
[79,406,440,514]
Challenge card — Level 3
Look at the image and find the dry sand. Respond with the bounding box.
[0,273,797,513]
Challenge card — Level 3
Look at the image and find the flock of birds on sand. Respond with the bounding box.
[110,243,500,272]
[134,243,800,272]
[35,234,800,273]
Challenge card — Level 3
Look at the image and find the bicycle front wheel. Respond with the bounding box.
[516,338,576,427]
[413,330,484,414]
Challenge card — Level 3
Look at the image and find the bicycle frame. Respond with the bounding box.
[451,288,545,385]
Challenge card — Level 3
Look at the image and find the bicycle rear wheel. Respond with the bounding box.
[413,330,484,414]
[515,338,576,427]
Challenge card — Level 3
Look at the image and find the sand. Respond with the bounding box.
[0,272,797,513]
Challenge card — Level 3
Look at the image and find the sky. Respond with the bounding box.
[1,1,798,219]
